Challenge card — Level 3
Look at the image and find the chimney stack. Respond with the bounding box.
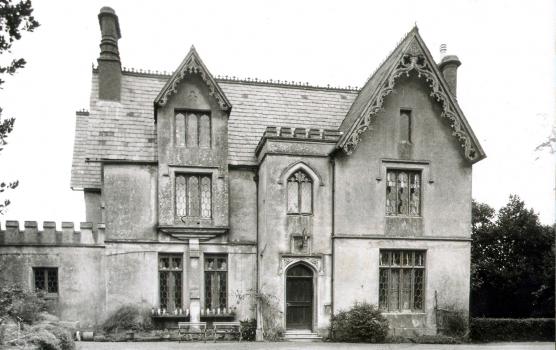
[97,7,121,101]
[438,52,461,97]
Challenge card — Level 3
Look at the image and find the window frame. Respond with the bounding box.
[378,249,426,313]
[385,168,422,217]
[286,170,313,215]
[203,254,228,311]
[174,172,213,220]
[158,253,183,313]
[174,109,212,149]
[33,267,58,297]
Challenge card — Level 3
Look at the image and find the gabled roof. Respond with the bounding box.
[337,27,486,163]
[70,73,357,189]
[154,46,232,113]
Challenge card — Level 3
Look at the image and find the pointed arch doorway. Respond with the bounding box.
[285,263,314,330]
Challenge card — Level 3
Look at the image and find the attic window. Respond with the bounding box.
[399,109,412,143]
[175,111,211,148]
[301,95,309,100]
[99,131,115,137]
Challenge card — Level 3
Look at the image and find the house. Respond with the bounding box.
[0,7,485,339]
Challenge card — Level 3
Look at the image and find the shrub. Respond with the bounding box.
[26,327,61,350]
[329,302,389,343]
[240,319,256,341]
[102,305,152,333]
[0,284,46,324]
[470,318,555,342]
[437,308,468,338]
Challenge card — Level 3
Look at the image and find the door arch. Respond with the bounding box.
[285,263,314,330]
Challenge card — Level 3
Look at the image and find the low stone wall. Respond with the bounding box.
[0,221,105,246]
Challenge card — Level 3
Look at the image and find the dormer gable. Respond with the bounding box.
[337,27,485,163]
[154,46,232,120]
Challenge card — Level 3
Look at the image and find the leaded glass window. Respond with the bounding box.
[287,170,312,215]
[159,254,183,312]
[175,174,212,219]
[175,111,211,148]
[204,255,227,311]
[33,267,58,294]
[379,250,425,312]
[386,169,421,216]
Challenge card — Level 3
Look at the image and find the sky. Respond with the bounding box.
[0,0,554,227]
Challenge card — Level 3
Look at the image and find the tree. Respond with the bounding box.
[0,0,39,214]
[471,195,555,317]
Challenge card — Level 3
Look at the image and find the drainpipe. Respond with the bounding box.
[254,171,264,341]
[330,156,336,318]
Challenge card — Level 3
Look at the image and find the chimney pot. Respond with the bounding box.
[439,54,461,97]
[97,7,122,101]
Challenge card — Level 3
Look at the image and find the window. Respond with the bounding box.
[399,109,412,143]
[159,254,183,312]
[175,112,211,148]
[176,174,212,218]
[386,169,421,216]
[379,250,425,312]
[287,170,312,214]
[204,254,227,310]
[33,267,58,295]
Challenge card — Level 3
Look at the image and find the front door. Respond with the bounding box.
[286,264,313,330]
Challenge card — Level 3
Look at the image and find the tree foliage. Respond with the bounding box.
[471,195,555,317]
[0,0,39,214]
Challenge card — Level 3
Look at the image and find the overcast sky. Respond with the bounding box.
[0,0,554,227]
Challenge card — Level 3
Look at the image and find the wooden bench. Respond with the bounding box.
[212,321,242,342]
[178,322,207,343]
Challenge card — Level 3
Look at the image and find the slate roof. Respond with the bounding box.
[70,72,358,189]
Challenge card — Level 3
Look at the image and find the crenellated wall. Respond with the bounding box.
[0,220,106,327]
[0,221,105,246]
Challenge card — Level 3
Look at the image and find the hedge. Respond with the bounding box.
[470,318,555,342]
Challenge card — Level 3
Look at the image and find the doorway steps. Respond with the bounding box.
[284,330,322,342]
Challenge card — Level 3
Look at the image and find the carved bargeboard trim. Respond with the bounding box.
[156,54,231,110]
[341,38,479,162]
[278,255,324,276]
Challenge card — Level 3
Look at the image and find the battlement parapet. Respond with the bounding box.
[1,221,105,246]
[255,126,343,156]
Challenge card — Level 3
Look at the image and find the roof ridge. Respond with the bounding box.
[92,65,360,92]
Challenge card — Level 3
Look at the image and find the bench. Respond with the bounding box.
[212,321,242,342]
[178,322,207,343]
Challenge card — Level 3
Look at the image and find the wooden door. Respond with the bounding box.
[286,264,313,330]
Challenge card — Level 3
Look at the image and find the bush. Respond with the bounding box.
[0,284,46,324]
[470,318,555,342]
[240,319,256,341]
[102,305,152,333]
[436,308,468,338]
[329,302,389,343]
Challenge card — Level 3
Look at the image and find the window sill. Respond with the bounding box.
[385,215,422,218]
[381,311,426,315]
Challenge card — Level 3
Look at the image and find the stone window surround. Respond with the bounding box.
[173,108,212,149]
[377,159,432,219]
[170,166,218,224]
[32,266,59,298]
[378,249,427,313]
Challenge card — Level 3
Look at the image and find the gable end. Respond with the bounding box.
[338,32,485,163]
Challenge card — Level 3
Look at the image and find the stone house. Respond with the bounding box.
[0,7,485,339]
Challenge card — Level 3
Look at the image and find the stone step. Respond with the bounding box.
[284,331,322,342]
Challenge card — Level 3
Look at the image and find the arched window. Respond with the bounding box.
[287,170,312,214]
[186,113,198,148]
[199,114,211,148]
[175,113,186,146]
[399,109,412,143]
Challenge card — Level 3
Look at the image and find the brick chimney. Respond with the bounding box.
[439,54,461,97]
[97,7,121,101]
